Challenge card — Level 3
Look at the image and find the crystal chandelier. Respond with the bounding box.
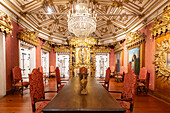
[67,0,97,38]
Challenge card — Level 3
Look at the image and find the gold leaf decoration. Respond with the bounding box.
[17,30,39,46]
[126,30,146,48]
[153,38,170,84]
[0,10,13,34]
[114,42,123,54]
[150,5,170,37]
[95,46,111,53]
[41,41,52,52]
[54,46,70,53]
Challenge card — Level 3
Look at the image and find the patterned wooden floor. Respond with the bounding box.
[0,78,169,113]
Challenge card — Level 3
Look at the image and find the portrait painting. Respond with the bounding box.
[129,47,140,75]
[115,52,121,73]
[167,53,170,68]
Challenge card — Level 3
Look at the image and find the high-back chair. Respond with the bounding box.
[109,70,137,112]
[49,65,56,77]
[79,67,88,73]
[55,67,65,92]
[38,66,48,83]
[137,67,150,95]
[102,67,111,91]
[110,66,115,77]
[114,66,125,82]
[12,66,29,95]
[29,69,57,112]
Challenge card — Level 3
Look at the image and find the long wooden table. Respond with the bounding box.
[42,77,125,113]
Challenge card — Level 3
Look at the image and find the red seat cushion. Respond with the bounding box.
[35,101,49,113]
[117,100,130,112]
[14,81,29,87]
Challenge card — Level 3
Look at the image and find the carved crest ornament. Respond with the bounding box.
[150,5,170,37]
[0,10,13,34]
[114,42,123,54]
[17,30,39,46]
[126,30,146,48]
[41,41,52,52]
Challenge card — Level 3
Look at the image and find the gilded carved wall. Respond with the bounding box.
[0,10,13,34]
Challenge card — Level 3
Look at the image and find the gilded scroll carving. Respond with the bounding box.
[114,42,123,54]
[150,5,170,37]
[126,30,146,48]
[41,41,52,52]
[54,46,70,53]
[17,30,39,46]
[153,38,170,84]
[0,10,13,34]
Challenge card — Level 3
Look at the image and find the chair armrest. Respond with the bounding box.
[44,91,57,93]
[108,91,122,93]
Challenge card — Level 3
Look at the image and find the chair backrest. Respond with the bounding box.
[29,69,45,105]
[122,70,137,103]
[128,63,132,72]
[120,66,125,75]
[79,67,88,73]
[50,65,55,72]
[38,66,43,74]
[56,67,61,84]
[105,67,111,83]
[12,66,22,81]
[110,66,115,73]
[139,67,147,80]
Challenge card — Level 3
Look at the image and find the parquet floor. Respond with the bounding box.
[0,78,169,113]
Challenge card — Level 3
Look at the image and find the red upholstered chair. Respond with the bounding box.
[114,66,125,82]
[79,67,88,73]
[12,66,29,95]
[109,70,137,112]
[29,69,57,112]
[110,66,115,77]
[137,67,150,95]
[55,67,66,92]
[38,66,48,83]
[101,67,111,91]
[49,65,55,77]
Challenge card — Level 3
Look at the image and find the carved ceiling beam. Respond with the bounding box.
[0,10,13,35]
[114,42,123,54]
[17,30,39,46]
[150,5,170,38]
[126,30,146,48]
[41,41,52,52]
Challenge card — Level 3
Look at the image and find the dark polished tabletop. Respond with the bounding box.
[42,77,125,113]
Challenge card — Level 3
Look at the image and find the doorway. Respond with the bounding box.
[41,49,49,75]
[95,53,109,78]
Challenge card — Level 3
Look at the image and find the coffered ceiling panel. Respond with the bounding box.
[4,0,168,43]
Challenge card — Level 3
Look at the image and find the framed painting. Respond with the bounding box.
[128,47,140,75]
[115,52,121,73]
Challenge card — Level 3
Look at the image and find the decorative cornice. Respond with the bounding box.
[0,10,13,34]
[94,46,111,53]
[153,38,170,84]
[41,41,52,52]
[150,5,170,37]
[17,30,39,46]
[54,46,70,53]
[126,30,146,48]
[114,42,123,54]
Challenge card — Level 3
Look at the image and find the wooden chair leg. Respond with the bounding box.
[32,104,36,112]
[130,103,134,112]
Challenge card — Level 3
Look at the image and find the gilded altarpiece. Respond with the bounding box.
[151,5,170,102]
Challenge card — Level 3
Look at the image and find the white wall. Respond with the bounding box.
[0,32,6,97]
